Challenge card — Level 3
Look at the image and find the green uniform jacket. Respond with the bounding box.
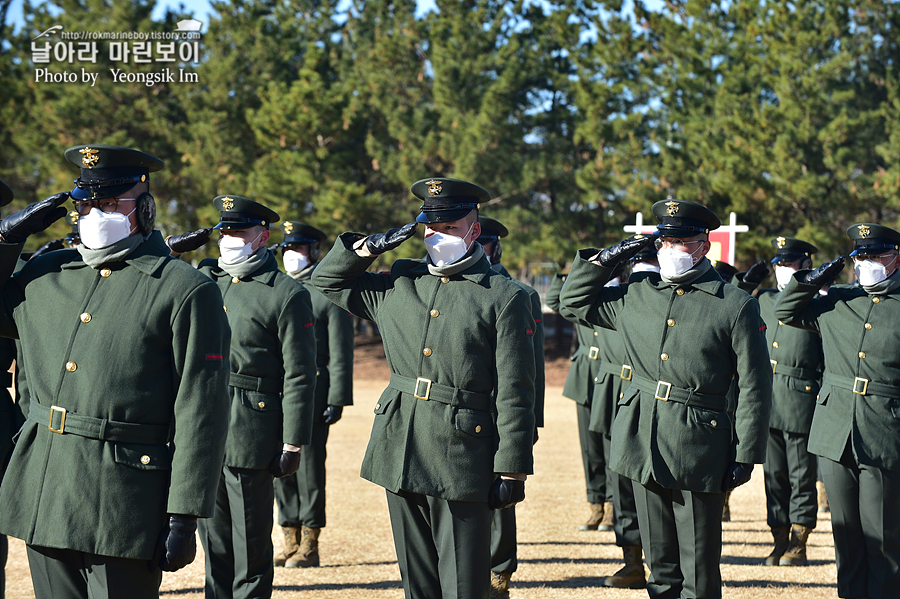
[198,251,317,467]
[0,232,231,559]
[312,234,536,502]
[561,253,772,493]
[291,262,354,411]
[545,274,600,407]
[494,263,544,428]
[774,274,900,471]
[737,278,823,433]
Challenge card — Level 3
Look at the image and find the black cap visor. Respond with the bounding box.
[850,241,900,257]
[214,212,268,230]
[655,225,708,238]
[71,174,145,201]
[416,205,476,224]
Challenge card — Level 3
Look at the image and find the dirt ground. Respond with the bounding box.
[3,338,838,598]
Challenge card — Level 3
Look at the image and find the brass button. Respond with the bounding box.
[772,342,779,348]
[80,312,91,323]
[873,297,880,303]
[475,425,482,433]
[805,386,812,391]
[859,352,866,359]
[710,419,718,427]
[778,321,784,326]
[865,323,872,330]
[375,403,381,410]
[593,331,598,337]
[223,306,227,312]
[140,455,151,465]
[232,277,240,283]
[619,392,624,399]
[594,377,599,382]
[441,276,450,284]
[65,361,77,372]
[430,309,439,317]
[676,288,685,296]
[100,268,111,278]
[660,353,668,361]
[423,348,432,357]
[667,319,675,326]
[258,401,266,408]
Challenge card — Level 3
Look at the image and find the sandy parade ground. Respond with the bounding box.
[4,366,838,598]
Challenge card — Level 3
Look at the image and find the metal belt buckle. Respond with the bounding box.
[48,405,67,434]
[414,377,432,401]
[588,346,599,360]
[620,365,633,381]
[770,359,777,374]
[655,381,672,401]
[853,377,869,395]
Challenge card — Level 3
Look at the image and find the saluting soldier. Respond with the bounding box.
[710,259,738,284]
[561,198,772,599]
[311,178,535,599]
[0,180,21,599]
[273,221,354,569]
[166,197,317,599]
[774,223,900,599]
[736,237,824,566]
[477,215,545,599]
[0,145,232,599]
[545,273,613,533]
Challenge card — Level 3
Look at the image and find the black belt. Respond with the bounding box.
[824,373,900,398]
[629,375,728,410]
[598,362,633,381]
[770,360,820,381]
[29,403,170,445]
[388,374,493,411]
[229,372,283,394]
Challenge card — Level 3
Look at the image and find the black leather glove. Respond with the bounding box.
[801,256,846,288]
[742,260,770,285]
[0,192,69,244]
[488,478,526,510]
[30,237,66,259]
[149,514,197,572]
[166,228,212,254]
[722,462,754,492]
[322,405,343,425]
[598,235,656,267]
[268,449,302,478]
[365,222,418,255]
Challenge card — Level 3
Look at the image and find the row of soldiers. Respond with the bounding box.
[0,145,897,599]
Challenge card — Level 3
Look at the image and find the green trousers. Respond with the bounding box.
[609,437,642,548]
[26,544,162,599]
[576,401,610,504]
[820,447,900,599]
[274,419,330,528]
[633,478,727,599]
[490,505,517,573]
[386,489,491,599]
[764,427,818,528]
[198,466,275,599]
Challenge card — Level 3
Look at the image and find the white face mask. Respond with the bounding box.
[283,250,309,274]
[219,231,263,265]
[78,205,136,249]
[657,245,702,278]
[855,259,889,287]
[604,278,621,287]
[424,223,474,267]
[775,266,796,290]
[632,261,660,274]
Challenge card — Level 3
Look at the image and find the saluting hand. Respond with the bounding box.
[149,514,198,572]
[597,235,656,267]
[742,260,770,285]
[30,237,66,259]
[722,462,754,492]
[801,256,846,288]
[0,192,69,244]
[365,222,418,255]
[166,227,213,255]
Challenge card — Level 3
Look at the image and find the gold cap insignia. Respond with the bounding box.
[80,147,99,168]
[427,180,442,196]
[858,225,871,238]
[634,234,643,239]
[776,236,786,248]
[283,222,294,234]
[69,210,79,223]
[665,201,679,217]
[222,197,234,211]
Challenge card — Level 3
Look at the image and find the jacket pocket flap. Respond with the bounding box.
[114,443,172,471]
